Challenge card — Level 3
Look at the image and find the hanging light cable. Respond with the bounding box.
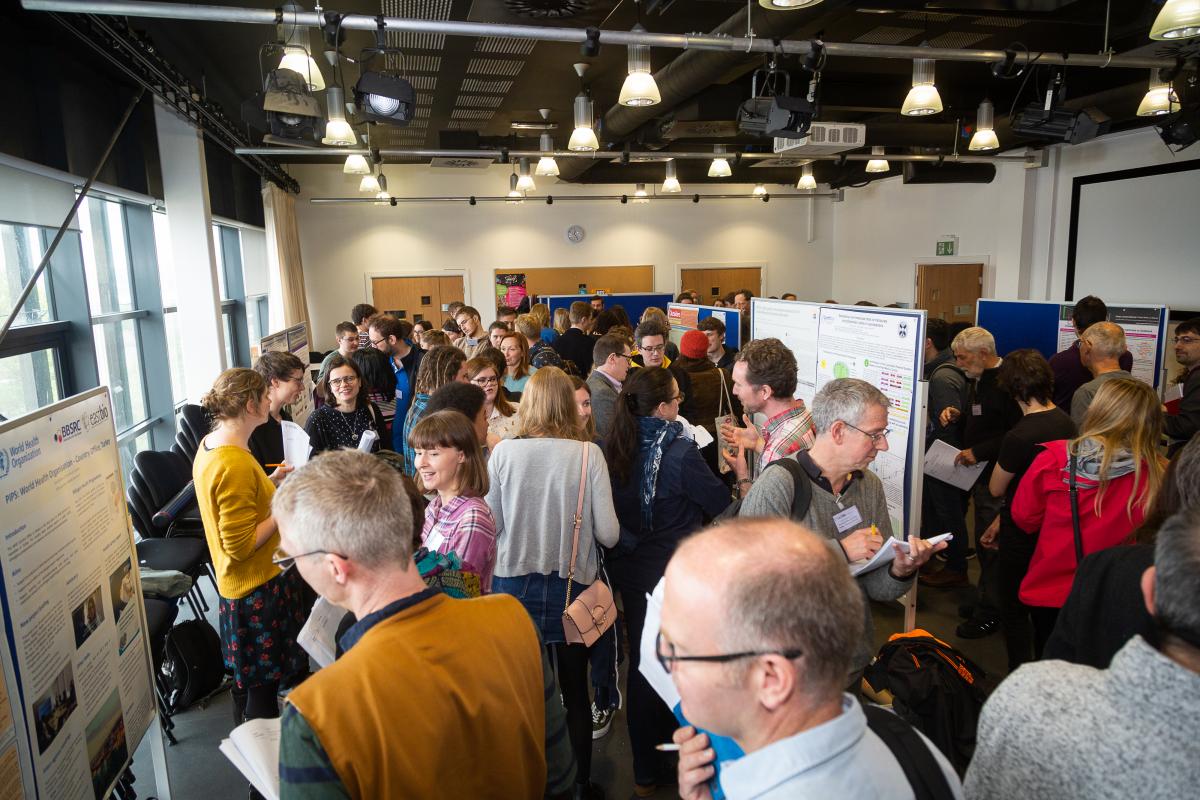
[568,63,599,152]
[276,0,324,91]
[968,99,999,151]
[1150,0,1200,40]
[662,159,681,193]
[516,158,536,192]
[619,6,660,107]
[901,46,943,117]
[1137,69,1180,116]
[796,163,816,190]
[865,146,890,173]
[321,86,357,146]
[708,145,732,178]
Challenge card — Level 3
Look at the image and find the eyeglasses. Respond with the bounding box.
[472,376,499,386]
[655,632,802,674]
[841,420,891,444]
[614,353,633,362]
[271,547,346,570]
[1175,336,1199,345]
[328,376,359,387]
[369,337,387,347]
[669,392,686,405]
[641,344,666,354]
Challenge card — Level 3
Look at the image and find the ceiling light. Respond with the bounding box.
[1150,0,1200,40]
[619,22,661,107]
[359,172,380,193]
[796,163,816,190]
[276,2,324,91]
[865,146,890,173]
[633,183,650,203]
[354,71,415,125]
[507,172,524,203]
[535,133,559,176]
[1138,70,1180,116]
[708,145,732,178]
[753,184,767,195]
[969,99,999,150]
[516,158,536,192]
[343,154,371,174]
[375,173,390,202]
[758,0,824,8]
[568,63,599,152]
[662,159,681,193]
[902,52,942,117]
[321,87,356,146]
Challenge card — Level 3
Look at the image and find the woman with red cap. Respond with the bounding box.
[674,328,740,478]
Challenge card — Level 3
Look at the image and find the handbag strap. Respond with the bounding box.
[716,368,732,418]
[1068,451,1084,564]
[564,441,590,609]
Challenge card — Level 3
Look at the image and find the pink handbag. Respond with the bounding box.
[562,442,617,646]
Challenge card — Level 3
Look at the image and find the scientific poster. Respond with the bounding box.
[1056,305,1166,388]
[0,389,156,800]
[495,273,527,309]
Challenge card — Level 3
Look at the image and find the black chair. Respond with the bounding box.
[143,597,180,745]
[132,450,204,539]
[128,481,210,619]
[175,404,210,463]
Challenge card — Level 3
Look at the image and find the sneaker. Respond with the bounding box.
[592,702,615,739]
[956,616,1001,639]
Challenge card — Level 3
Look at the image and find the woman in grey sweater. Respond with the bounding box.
[487,366,619,798]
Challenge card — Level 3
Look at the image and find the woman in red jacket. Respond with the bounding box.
[1012,377,1165,655]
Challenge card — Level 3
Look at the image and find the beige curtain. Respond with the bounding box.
[262,182,312,349]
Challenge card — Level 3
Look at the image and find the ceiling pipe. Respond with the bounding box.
[309,192,839,204]
[20,0,1174,69]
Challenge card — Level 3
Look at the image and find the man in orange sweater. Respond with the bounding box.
[272,450,562,798]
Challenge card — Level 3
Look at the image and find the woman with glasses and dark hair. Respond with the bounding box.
[249,351,307,473]
[604,366,732,795]
[305,354,387,454]
[465,356,518,443]
[193,368,308,740]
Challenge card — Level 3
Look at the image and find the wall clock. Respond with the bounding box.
[566,224,586,244]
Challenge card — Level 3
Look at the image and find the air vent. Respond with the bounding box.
[476,37,538,56]
[430,157,495,170]
[455,95,505,108]
[503,0,590,19]
[774,122,866,155]
[852,26,922,45]
[461,79,514,94]
[466,58,525,77]
[927,31,991,49]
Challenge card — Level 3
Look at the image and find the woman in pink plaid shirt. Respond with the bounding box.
[410,410,498,592]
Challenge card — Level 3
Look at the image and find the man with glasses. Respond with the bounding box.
[453,306,488,359]
[739,378,945,682]
[317,321,360,385]
[720,338,815,478]
[663,519,962,799]
[1166,318,1200,456]
[272,450,569,798]
[588,334,633,439]
[368,315,424,453]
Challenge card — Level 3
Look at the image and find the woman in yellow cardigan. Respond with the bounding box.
[193,368,307,726]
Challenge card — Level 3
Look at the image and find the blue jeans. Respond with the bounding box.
[492,572,590,645]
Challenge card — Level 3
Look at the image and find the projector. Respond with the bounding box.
[765,96,814,139]
[1012,103,1110,144]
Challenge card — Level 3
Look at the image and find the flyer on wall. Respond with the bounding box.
[0,389,157,800]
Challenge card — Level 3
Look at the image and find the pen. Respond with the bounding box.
[265,463,284,468]
[655,743,682,752]
[870,523,878,538]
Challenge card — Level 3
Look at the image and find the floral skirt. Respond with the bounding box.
[219,569,309,690]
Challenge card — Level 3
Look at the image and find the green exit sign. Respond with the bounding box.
[936,235,958,256]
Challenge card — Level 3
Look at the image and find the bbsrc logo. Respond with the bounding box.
[897,321,909,339]
[54,419,83,443]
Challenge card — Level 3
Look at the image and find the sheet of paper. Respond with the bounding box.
[849,533,953,577]
[220,716,280,800]
[357,429,379,452]
[677,415,714,449]
[298,597,344,669]
[280,420,312,467]
[638,579,681,710]
[922,439,988,491]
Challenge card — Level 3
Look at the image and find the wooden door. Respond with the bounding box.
[503,266,653,298]
[916,263,983,323]
[681,267,761,304]
[371,275,465,324]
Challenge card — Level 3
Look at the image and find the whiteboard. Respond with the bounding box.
[1069,162,1200,309]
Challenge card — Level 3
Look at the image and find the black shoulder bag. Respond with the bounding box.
[1069,451,1085,564]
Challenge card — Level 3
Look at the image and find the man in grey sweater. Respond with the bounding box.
[739,378,945,679]
[1071,321,1133,428]
[965,509,1200,798]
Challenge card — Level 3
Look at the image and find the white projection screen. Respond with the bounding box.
[1067,160,1200,311]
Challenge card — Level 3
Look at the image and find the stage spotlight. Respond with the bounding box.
[354,71,415,125]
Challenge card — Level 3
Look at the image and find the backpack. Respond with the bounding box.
[863,704,958,800]
[719,456,812,522]
[864,629,988,775]
[161,619,225,712]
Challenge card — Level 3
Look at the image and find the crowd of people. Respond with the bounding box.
[187,292,1200,799]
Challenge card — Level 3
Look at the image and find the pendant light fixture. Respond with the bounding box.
[753,184,767,196]
[507,172,525,203]
[321,86,357,146]
[633,183,650,203]
[619,5,660,107]
[662,159,681,193]
[865,147,890,173]
[375,173,390,202]
[568,63,599,152]
[276,1,324,91]
[343,154,370,174]
[708,145,733,178]
[516,158,536,192]
[968,99,999,151]
[758,0,824,8]
[535,110,560,176]
[1137,70,1180,116]
[796,164,816,191]
[901,46,942,117]
[359,170,381,194]
[1150,0,1200,40]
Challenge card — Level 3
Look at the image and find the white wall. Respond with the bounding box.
[291,163,836,350]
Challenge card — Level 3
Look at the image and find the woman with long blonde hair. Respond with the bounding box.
[552,307,570,337]
[1012,376,1164,654]
[486,367,618,796]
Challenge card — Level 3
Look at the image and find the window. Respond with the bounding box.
[153,211,186,405]
[81,198,137,314]
[92,319,147,432]
[0,348,61,421]
[246,294,270,344]
[1,223,55,327]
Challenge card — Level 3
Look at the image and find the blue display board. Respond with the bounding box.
[666,303,741,350]
[541,293,674,328]
[976,299,1169,390]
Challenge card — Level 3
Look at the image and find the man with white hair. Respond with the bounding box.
[666,519,963,799]
[965,509,1200,798]
[1071,321,1132,428]
[271,450,558,798]
[739,378,945,680]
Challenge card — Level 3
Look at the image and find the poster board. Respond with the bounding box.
[0,388,159,799]
[752,299,927,540]
[976,299,1169,390]
[260,323,314,427]
[666,304,741,351]
[541,294,674,330]
[494,273,527,309]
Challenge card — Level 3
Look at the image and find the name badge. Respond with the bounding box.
[972,404,983,416]
[424,530,446,552]
[833,505,863,534]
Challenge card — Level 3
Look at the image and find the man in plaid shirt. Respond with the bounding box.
[720,337,816,479]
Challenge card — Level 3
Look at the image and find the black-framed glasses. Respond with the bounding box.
[271,547,346,570]
[655,632,802,674]
[472,375,499,386]
[841,420,891,444]
[1175,336,1199,345]
[369,336,387,347]
[642,344,666,354]
[329,376,359,387]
